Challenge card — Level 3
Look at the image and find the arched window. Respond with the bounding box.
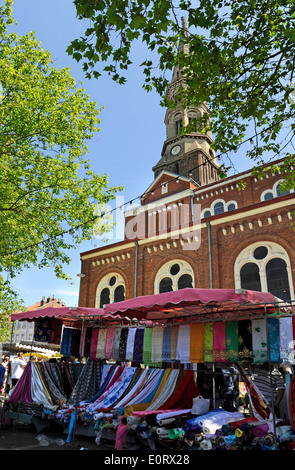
[99,288,110,308]
[95,273,125,308]
[234,242,293,301]
[240,263,261,291]
[203,210,211,218]
[266,258,291,301]
[178,274,193,289]
[276,184,290,197]
[214,201,224,215]
[154,260,194,294]
[228,203,236,211]
[264,192,273,201]
[159,277,173,293]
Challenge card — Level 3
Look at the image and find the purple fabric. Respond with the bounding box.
[6,362,32,403]
[133,328,144,363]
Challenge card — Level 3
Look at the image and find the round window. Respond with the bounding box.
[109,276,116,286]
[170,263,180,275]
[253,246,268,260]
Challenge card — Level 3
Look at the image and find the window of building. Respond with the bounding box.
[240,263,262,291]
[175,119,183,134]
[204,210,211,218]
[214,201,224,215]
[228,203,236,211]
[155,259,194,294]
[276,184,290,197]
[95,273,125,308]
[234,242,293,301]
[264,192,273,201]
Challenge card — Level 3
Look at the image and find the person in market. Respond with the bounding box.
[218,363,240,412]
[1,355,9,395]
[10,352,27,388]
[251,362,285,418]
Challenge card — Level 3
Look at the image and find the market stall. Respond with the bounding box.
[5,288,295,450]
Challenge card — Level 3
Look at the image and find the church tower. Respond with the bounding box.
[152,18,220,187]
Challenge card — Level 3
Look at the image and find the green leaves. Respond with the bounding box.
[0,1,122,318]
[69,0,295,188]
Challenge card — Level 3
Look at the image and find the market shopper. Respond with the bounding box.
[10,352,27,387]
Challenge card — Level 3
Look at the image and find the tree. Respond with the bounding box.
[68,0,295,185]
[0,0,121,336]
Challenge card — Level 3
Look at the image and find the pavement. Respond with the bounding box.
[0,421,113,451]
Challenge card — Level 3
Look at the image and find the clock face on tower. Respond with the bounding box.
[170,144,181,156]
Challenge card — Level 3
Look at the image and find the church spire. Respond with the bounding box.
[152,18,220,186]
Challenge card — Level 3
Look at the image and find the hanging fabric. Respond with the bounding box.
[96,328,107,359]
[176,325,191,363]
[34,318,52,342]
[238,319,253,362]
[142,328,153,365]
[170,325,179,361]
[151,327,164,364]
[213,322,226,362]
[119,328,129,362]
[252,319,268,363]
[162,325,171,362]
[104,328,115,360]
[267,317,280,363]
[125,328,137,362]
[204,323,213,362]
[60,327,73,357]
[280,317,294,364]
[112,328,122,361]
[225,321,239,362]
[90,329,99,360]
[133,328,144,364]
[190,323,204,363]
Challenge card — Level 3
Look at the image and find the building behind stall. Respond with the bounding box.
[78,20,295,311]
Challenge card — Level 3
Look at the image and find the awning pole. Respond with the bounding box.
[265,304,278,449]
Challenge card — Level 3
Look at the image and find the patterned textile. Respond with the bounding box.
[190,323,204,363]
[162,326,171,362]
[49,319,63,345]
[70,329,81,357]
[237,364,271,420]
[170,326,179,361]
[89,366,136,410]
[143,328,153,365]
[176,325,191,363]
[267,318,280,363]
[133,328,144,363]
[119,328,129,362]
[90,329,99,359]
[151,327,164,364]
[226,321,239,362]
[40,363,67,404]
[96,328,107,359]
[147,369,180,410]
[204,323,213,361]
[252,319,268,363]
[60,327,73,357]
[34,318,52,343]
[112,328,122,361]
[104,328,115,359]
[280,317,294,364]
[31,363,55,410]
[213,322,226,362]
[125,328,137,361]
[238,319,253,362]
[68,359,103,405]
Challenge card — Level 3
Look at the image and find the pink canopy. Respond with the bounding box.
[11,306,121,322]
[103,288,289,322]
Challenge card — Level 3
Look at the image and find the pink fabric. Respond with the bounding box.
[90,329,99,359]
[104,328,115,359]
[213,321,227,362]
[6,362,32,403]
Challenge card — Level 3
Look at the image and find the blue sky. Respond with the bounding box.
[5,0,256,309]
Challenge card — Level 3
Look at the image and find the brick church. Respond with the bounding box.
[78,28,295,311]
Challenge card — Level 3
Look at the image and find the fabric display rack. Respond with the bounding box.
[5,288,295,451]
